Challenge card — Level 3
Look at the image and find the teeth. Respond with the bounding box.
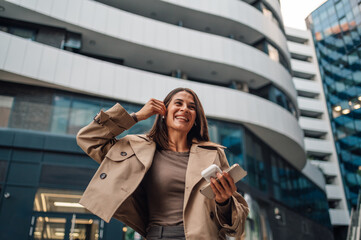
[175,116,188,121]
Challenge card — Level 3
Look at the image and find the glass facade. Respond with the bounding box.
[307,0,361,210]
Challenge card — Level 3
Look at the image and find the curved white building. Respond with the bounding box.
[0,0,335,239]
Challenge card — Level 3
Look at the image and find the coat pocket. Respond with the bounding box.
[104,140,135,162]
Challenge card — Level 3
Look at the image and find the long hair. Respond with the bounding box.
[147,88,210,149]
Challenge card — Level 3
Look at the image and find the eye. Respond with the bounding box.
[189,105,195,110]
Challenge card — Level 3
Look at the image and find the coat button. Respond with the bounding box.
[210,212,214,220]
[120,152,127,156]
[100,173,107,179]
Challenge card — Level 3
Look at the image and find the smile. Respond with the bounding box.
[175,116,189,122]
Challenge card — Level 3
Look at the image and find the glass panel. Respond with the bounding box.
[63,32,82,51]
[9,26,36,40]
[245,133,267,192]
[68,100,100,135]
[51,96,71,134]
[208,120,244,166]
[69,218,99,240]
[34,217,66,240]
[0,95,14,127]
[267,43,279,62]
[0,160,7,182]
[262,5,273,20]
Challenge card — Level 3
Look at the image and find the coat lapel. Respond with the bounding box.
[129,135,156,171]
[183,142,221,210]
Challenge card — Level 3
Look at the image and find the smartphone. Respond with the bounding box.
[200,164,247,199]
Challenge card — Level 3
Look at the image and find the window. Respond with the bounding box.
[267,43,279,62]
[0,95,14,127]
[208,120,244,166]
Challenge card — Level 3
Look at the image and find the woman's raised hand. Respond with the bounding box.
[135,98,167,121]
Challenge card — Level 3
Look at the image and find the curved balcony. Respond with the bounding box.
[262,0,282,24]
[0,0,298,108]
[0,31,306,170]
[97,0,290,68]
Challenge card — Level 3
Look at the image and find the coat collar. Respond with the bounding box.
[128,134,226,208]
[129,135,156,171]
[131,134,226,149]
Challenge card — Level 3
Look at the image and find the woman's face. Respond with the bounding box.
[165,91,197,135]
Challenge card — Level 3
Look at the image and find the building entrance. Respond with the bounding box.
[29,188,104,240]
[29,212,104,240]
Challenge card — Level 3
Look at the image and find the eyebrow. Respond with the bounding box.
[174,99,196,105]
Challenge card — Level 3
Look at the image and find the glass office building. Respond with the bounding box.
[306,0,361,212]
[0,0,334,239]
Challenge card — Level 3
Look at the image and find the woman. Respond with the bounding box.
[77,88,249,239]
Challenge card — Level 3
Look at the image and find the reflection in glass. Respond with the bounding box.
[33,188,88,214]
[244,194,273,240]
[208,120,244,166]
[69,218,99,240]
[34,217,66,240]
[68,100,100,135]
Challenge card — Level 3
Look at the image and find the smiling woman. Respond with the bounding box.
[147,88,209,152]
[76,87,249,240]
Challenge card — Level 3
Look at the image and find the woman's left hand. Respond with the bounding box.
[210,171,237,204]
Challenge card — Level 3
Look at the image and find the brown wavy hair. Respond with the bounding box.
[147,88,210,149]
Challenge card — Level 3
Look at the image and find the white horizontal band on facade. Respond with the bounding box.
[310,161,339,177]
[287,42,314,58]
[293,78,321,96]
[0,31,306,169]
[1,0,298,108]
[299,117,328,133]
[304,138,333,155]
[291,59,317,76]
[326,185,344,200]
[329,209,350,226]
[298,97,324,113]
[160,0,290,63]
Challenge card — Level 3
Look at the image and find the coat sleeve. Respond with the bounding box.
[215,148,250,239]
[76,103,136,163]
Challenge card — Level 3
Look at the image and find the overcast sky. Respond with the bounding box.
[280,0,327,30]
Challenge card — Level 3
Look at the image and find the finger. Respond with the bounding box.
[210,179,221,197]
[224,172,237,193]
[217,172,231,194]
[151,104,165,114]
[212,175,225,195]
[150,102,166,114]
[151,100,167,115]
[150,99,167,111]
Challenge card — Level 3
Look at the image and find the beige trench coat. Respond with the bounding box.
[77,103,249,239]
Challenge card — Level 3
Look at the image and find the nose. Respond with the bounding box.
[180,104,189,112]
